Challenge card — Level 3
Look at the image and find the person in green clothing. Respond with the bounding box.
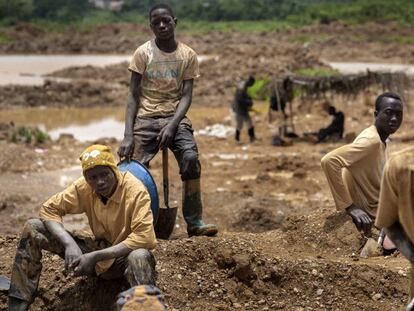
[117,3,218,237]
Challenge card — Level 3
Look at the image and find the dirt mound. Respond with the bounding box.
[0,231,409,310]
[0,80,126,110]
[232,205,285,233]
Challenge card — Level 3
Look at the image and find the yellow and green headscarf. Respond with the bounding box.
[79,144,119,176]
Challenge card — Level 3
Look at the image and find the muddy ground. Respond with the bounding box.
[1,22,414,310]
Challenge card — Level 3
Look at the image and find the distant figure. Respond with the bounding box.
[269,87,287,138]
[317,105,344,143]
[321,92,403,240]
[232,76,256,143]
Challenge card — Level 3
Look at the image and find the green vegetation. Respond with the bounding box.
[1,0,414,29]
[0,33,10,44]
[294,67,339,77]
[247,78,271,100]
[11,126,50,145]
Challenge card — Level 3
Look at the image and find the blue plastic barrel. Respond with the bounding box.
[118,160,159,223]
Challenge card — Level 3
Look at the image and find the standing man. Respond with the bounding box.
[117,4,218,237]
[321,92,403,239]
[8,145,157,311]
[232,76,256,143]
[376,146,414,310]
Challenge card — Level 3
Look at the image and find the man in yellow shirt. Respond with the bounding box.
[8,145,157,311]
[321,92,403,237]
[376,147,414,310]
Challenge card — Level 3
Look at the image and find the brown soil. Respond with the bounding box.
[1,22,414,310]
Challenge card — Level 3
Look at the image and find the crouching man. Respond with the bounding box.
[8,144,157,311]
[376,147,414,310]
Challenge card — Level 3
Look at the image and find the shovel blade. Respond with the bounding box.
[0,276,10,292]
[154,206,178,240]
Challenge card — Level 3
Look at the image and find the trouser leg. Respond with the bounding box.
[99,249,156,286]
[125,249,156,286]
[9,219,67,309]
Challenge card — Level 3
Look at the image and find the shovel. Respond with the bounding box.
[154,148,178,239]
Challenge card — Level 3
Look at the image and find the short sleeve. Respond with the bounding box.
[128,46,147,74]
[183,53,200,80]
[39,180,86,223]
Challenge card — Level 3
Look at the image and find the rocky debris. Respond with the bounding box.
[232,205,285,233]
[0,232,409,310]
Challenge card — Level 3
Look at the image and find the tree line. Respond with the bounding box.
[1,0,413,25]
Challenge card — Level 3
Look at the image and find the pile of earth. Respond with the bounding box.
[0,80,126,110]
[2,22,414,64]
[0,213,409,311]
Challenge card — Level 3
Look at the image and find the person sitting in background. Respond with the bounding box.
[316,105,345,143]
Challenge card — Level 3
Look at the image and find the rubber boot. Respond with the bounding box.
[8,297,29,311]
[182,179,218,237]
[235,129,240,142]
[248,127,256,143]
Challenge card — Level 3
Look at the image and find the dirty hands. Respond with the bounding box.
[118,135,134,161]
[157,123,177,150]
[346,204,373,235]
[64,244,83,273]
[70,252,97,277]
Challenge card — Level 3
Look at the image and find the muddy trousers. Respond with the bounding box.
[8,219,156,307]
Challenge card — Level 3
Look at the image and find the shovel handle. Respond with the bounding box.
[162,148,169,208]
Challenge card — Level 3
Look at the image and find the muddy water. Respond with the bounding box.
[328,61,414,75]
[0,107,125,141]
[0,54,132,85]
[0,54,211,85]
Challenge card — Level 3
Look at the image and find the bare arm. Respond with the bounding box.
[118,72,142,160]
[44,220,83,271]
[385,221,414,262]
[158,79,194,149]
[71,243,132,277]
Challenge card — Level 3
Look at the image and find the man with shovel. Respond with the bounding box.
[8,144,157,311]
[118,3,218,237]
[321,92,403,252]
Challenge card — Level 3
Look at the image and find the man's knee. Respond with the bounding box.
[21,219,45,238]
[180,150,201,180]
[127,249,155,268]
[125,249,156,286]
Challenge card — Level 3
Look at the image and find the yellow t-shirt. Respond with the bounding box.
[376,147,414,244]
[128,40,200,118]
[321,125,386,217]
[39,171,156,275]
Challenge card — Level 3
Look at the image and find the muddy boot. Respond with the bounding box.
[8,297,29,311]
[235,129,240,142]
[248,127,256,143]
[183,179,218,237]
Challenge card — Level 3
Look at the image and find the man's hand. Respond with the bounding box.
[118,135,134,161]
[64,244,83,273]
[157,123,177,149]
[346,204,373,235]
[71,253,97,277]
